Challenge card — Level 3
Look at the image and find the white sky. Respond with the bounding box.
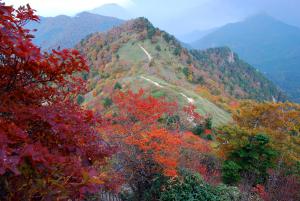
[5,0,133,16]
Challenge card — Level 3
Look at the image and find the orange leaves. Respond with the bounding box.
[182,132,211,153]
[112,89,177,125]
[163,169,178,177]
[103,89,212,180]
[137,128,181,175]
[122,127,182,176]
[252,184,269,201]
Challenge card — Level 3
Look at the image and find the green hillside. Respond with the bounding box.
[190,47,286,101]
[76,18,283,126]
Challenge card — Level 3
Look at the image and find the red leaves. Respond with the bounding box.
[104,89,211,182]
[252,184,269,201]
[112,89,177,125]
[0,1,113,199]
[132,128,182,176]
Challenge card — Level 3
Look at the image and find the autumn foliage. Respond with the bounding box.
[99,90,211,199]
[234,101,300,162]
[0,2,113,200]
[4,1,300,200]
[217,101,300,200]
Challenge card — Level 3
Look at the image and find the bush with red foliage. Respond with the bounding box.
[0,1,114,200]
[99,89,211,199]
[252,184,270,201]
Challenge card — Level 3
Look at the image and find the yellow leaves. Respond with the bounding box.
[216,126,255,158]
[187,73,193,82]
[89,176,105,185]
[82,170,107,185]
[182,132,211,153]
[231,101,300,163]
[235,101,300,133]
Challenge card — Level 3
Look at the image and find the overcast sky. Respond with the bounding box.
[5,0,300,35]
[5,0,132,16]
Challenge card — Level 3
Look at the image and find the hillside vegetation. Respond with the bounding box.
[190,47,285,101]
[1,3,299,200]
[77,18,283,126]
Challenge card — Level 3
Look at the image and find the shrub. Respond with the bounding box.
[222,134,277,185]
[103,97,113,108]
[196,76,205,85]
[77,95,85,104]
[173,47,181,56]
[222,160,242,185]
[182,67,190,77]
[114,82,122,90]
[155,45,161,51]
[160,170,241,201]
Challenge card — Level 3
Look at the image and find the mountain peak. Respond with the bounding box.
[90,3,132,20]
[245,13,281,23]
[131,17,154,29]
[76,11,97,17]
[191,12,300,102]
[102,17,156,36]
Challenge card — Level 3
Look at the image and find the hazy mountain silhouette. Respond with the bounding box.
[191,13,300,102]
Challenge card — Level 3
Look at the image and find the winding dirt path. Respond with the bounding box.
[140,76,163,88]
[138,44,195,105]
[138,44,152,62]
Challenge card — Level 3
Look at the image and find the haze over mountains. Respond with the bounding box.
[25,2,300,103]
[26,12,124,50]
[90,3,133,20]
[191,14,300,102]
[3,1,300,200]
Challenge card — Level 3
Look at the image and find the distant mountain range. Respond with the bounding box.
[26,12,124,50]
[177,29,216,43]
[26,7,288,108]
[191,14,300,102]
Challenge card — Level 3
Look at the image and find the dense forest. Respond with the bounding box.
[0,2,299,201]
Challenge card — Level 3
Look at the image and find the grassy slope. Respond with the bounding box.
[94,37,232,126]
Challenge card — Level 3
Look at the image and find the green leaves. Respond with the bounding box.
[222,161,242,185]
[160,170,241,201]
[222,134,277,185]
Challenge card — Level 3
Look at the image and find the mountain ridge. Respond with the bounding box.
[89,3,133,20]
[191,13,300,102]
[26,12,124,50]
[76,17,284,126]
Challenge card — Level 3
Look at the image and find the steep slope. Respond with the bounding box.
[191,14,300,102]
[190,47,285,101]
[26,12,124,50]
[76,18,283,126]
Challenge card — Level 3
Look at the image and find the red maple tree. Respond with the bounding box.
[0,2,114,200]
[99,90,211,198]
